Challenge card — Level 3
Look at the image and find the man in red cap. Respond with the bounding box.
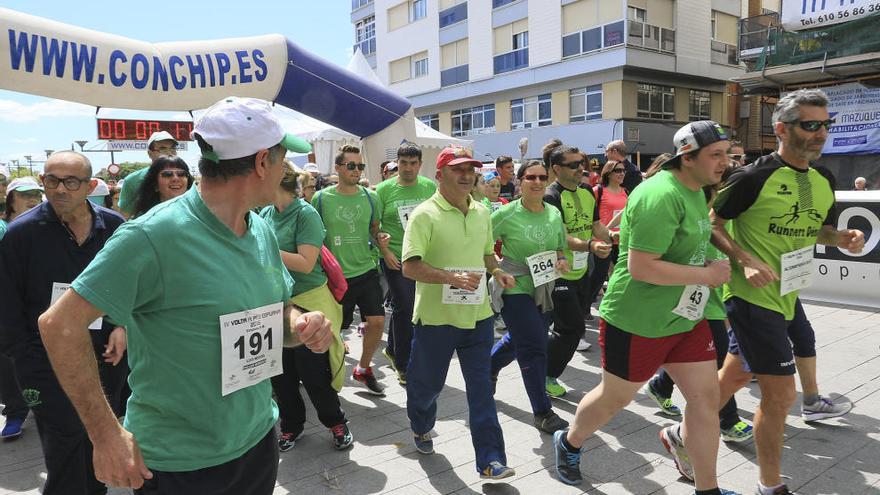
[400,146,517,480]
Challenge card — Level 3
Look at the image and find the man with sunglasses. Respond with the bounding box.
[313,145,386,396]
[0,151,128,494]
[708,89,864,495]
[543,145,613,398]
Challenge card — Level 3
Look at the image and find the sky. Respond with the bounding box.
[0,1,355,174]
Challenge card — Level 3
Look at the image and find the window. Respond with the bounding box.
[451,105,495,137]
[511,94,552,129]
[411,0,427,21]
[569,86,603,122]
[637,83,675,120]
[710,11,717,40]
[493,0,516,7]
[688,90,712,121]
[419,114,440,131]
[354,16,376,55]
[513,31,529,50]
[494,22,529,74]
[352,0,372,10]
[439,2,467,28]
[628,6,646,22]
[562,21,625,58]
[412,56,428,78]
[441,39,469,86]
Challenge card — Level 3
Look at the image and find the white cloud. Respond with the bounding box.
[0,99,94,123]
[11,137,38,143]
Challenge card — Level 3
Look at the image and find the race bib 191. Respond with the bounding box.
[220,302,284,396]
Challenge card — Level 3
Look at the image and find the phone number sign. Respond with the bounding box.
[781,0,880,31]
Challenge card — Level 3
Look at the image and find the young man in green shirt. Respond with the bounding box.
[375,142,436,384]
[312,145,386,396]
[709,89,865,495]
[401,146,516,480]
[37,97,333,494]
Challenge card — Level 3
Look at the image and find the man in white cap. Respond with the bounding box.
[116,131,178,217]
[38,97,334,494]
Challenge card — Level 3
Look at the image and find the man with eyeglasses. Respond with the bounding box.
[0,151,128,494]
[543,145,614,398]
[312,144,386,396]
[727,141,746,167]
[605,140,642,193]
[117,131,179,217]
[706,89,864,495]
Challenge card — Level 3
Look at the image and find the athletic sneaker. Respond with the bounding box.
[802,395,853,422]
[553,429,583,485]
[576,338,592,351]
[1,418,24,439]
[545,377,567,398]
[534,410,569,434]
[381,347,397,372]
[330,423,353,450]
[717,489,742,495]
[352,367,385,396]
[646,381,682,416]
[480,461,515,480]
[755,484,798,495]
[396,370,407,386]
[414,432,433,454]
[659,424,694,481]
[721,421,754,442]
[278,430,304,452]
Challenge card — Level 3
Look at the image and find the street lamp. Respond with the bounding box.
[45,149,54,159]
[10,159,19,175]
[24,155,33,175]
[75,139,117,165]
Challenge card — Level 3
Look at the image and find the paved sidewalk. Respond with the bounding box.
[1,300,878,494]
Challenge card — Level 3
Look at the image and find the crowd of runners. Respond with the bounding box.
[0,89,865,495]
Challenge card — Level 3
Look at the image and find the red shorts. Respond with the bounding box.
[599,318,716,382]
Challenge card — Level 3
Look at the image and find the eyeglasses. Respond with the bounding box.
[522,174,549,182]
[790,119,835,132]
[42,174,91,191]
[159,170,188,178]
[611,168,626,173]
[560,160,584,169]
[728,154,744,161]
[342,162,366,171]
[152,145,177,153]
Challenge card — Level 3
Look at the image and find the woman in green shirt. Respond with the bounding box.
[489,160,569,434]
[261,164,351,453]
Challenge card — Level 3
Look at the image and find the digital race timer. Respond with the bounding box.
[96,118,193,141]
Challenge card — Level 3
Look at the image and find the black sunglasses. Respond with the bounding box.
[342,162,366,171]
[790,119,835,132]
[611,168,626,173]
[160,170,188,178]
[559,159,584,170]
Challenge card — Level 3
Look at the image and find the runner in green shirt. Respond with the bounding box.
[312,144,386,396]
[489,160,569,434]
[375,142,436,384]
[553,121,736,495]
[38,97,333,493]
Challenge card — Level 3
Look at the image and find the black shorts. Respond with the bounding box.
[725,297,816,376]
[341,269,385,329]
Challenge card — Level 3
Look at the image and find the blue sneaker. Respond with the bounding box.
[480,460,515,480]
[721,421,754,443]
[413,432,433,454]
[553,429,583,485]
[1,417,24,439]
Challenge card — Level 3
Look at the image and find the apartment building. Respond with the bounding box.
[351,0,745,166]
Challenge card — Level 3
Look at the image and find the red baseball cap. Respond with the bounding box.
[436,146,481,170]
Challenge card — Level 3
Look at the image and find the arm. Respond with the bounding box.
[38,289,152,488]
[282,302,333,353]
[376,232,401,270]
[279,244,320,274]
[817,225,865,253]
[628,249,729,288]
[709,210,779,288]
[484,254,515,288]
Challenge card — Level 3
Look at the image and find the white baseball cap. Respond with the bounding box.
[147,131,178,148]
[192,97,311,161]
[7,176,43,193]
[303,162,320,173]
[664,120,729,169]
[89,178,110,197]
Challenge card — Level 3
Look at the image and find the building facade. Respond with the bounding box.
[352,0,745,167]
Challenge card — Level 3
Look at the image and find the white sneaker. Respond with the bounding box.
[802,395,853,422]
[576,338,591,351]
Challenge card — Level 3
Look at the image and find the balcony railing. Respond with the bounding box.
[626,21,675,53]
[493,48,528,74]
[738,12,778,61]
[711,40,738,65]
[439,2,467,28]
[353,38,376,56]
[441,64,469,87]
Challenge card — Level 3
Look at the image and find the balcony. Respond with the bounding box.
[711,40,738,65]
[494,48,528,74]
[439,3,467,28]
[626,21,675,53]
[441,64,469,87]
[562,20,625,58]
[353,38,376,56]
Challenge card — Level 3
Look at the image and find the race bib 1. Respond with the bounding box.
[397,203,419,230]
[526,251,559,287]
[572,251,589,271]
[51,283,102,330]
[442,267,486,305]
[672,284,709,321]
[220,302,284,396]
[780,246,814,296]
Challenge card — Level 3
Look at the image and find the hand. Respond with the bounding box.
[836,229,865,254]
[592,241,612,259]
[377,232,391,248]
[492,269,516,289]
[740,252,779,288]
[103,327,127,366]
[555,259,570,275]
[449,271,483,291]
[382,251,401,271]
[294,311,333,353]
[92,423,152,488]
[610,231,620,243]
[704,259,731,288]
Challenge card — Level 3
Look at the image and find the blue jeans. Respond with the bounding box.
[406,317,506,472]
[491,294,552,415]
[381,260,415,373]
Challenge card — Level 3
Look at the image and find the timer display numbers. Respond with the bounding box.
[96,118,193,141]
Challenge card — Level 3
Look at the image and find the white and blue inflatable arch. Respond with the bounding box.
[0,7,411,140]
